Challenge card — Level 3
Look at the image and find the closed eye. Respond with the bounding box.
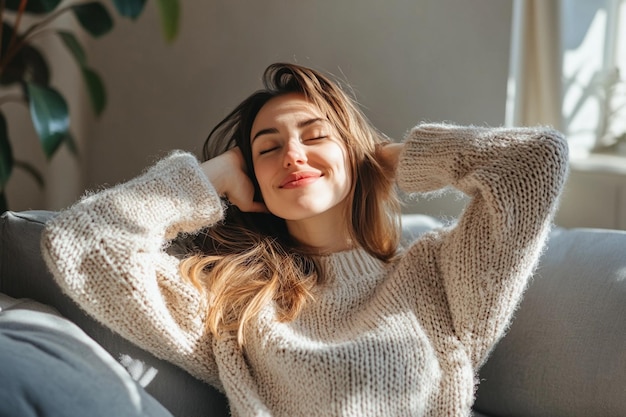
[259,146,279,155]
[304,136,327,143]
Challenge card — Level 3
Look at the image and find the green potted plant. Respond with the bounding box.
[0,0,180,210]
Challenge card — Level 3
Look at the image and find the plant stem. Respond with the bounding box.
[0,0,6,61]
[5,0,28,56]
[0,1,88,75]
[0,0,28,75]
[21,3,78,41]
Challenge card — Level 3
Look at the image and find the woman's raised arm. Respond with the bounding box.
[41,151,226,388]
[397,123,568,367]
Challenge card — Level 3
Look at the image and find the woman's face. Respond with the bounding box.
[250,93,351,222]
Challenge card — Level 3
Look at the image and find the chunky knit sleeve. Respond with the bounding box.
[40,151,225,387]
[397,123,568,367]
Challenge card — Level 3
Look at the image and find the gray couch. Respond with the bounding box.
[0,210,624,417]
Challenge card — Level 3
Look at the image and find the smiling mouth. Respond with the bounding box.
[279,172,322,189]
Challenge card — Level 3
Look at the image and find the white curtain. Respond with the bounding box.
[507,0,563,130]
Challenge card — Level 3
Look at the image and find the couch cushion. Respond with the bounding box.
[0,293,174,417]
[473,227,626,417]
[0,211,229,417]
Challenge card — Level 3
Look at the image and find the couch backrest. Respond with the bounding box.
[2,210,625,417]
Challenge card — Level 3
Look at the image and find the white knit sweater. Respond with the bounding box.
[41,123,568,417]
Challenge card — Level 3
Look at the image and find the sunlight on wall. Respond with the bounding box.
[562,7,605,157]
[613,1,626,147]
[562,0,626,158]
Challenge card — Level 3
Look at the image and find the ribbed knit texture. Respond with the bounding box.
[41,124,568,417]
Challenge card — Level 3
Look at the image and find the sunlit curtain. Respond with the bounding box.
[507,0,563,129]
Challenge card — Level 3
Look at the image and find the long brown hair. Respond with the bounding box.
[180,63,401,346]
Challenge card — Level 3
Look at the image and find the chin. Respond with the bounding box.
[267,196,348,222]
[270,206,329,222]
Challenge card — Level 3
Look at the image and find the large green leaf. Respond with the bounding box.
[1,22,13,54]
[4,0,62,14]
[0,24,50,86]
[0,112,14,190]
[72,3,114,38]
[25,83,69,158]
[82,67,106,115]
[0,192,7,213]
[18,45,51,85]
[156,0,180,42]
[57,31,87,66]
[110,0,147,19]
[63,132,79,157]
[57,31,106,116]
[0,45,51,87]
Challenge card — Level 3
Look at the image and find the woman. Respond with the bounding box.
[41,63,568,416]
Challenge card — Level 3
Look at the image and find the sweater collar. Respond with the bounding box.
[314,247,389,287]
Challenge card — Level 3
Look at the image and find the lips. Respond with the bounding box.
[279,171,322,188]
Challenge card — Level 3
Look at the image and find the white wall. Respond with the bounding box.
[6,0,513,212]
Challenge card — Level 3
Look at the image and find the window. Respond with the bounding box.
[562,0,626,158]
[507,0,626,160]
[508,0,626,229]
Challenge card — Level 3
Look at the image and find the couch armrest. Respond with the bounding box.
[474,226,626,417]
[0,211,60,307]
[0,210,229,417]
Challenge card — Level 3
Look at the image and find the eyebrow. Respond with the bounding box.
[251,118,327,142]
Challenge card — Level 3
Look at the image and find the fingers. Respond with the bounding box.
[376,142,404,173]
[225,195,268,213]
[221,174,267,214]
[202,147,269,214]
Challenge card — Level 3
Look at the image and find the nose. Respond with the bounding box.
[283,139,307,167]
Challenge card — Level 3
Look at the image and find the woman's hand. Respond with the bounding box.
[376,142,404,175]
[200,148,267,213]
